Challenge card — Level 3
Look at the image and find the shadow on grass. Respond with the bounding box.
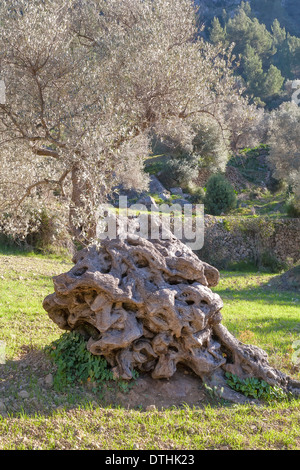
[0,347,234,418]
[0,244,36,257]
[0,347,117,418]
[0,243,72,262]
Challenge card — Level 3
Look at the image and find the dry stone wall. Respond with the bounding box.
[196,216,300,269]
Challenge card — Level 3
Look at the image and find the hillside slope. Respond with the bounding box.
[195,0,300,37]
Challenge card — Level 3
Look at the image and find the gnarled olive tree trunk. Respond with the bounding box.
[43,217,300,403]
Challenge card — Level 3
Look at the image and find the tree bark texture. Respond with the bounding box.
[43,217,300,403]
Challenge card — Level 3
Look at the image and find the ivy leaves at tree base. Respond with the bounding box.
[44,331,114,392]
[225,371,289,402]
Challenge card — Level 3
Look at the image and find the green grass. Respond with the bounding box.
[0,254,72,357]
[0,253,299,450]
[1,401,300,450]
[213,271,300,374]
[0,238,73,260]
[232,191,288,218]
[228,145,270,186]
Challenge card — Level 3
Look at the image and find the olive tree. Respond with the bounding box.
[224,97,267,153]
[0,0,255,243]
[267,102,300,211]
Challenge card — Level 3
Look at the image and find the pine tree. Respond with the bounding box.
[243,45,264,98]
[262,65,285,100]
[209,17,226,45]
[271,19,286,46]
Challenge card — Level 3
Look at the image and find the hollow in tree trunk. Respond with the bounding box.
[43,217,300,403]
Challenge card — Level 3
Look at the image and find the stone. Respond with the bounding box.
[136,195,159,210]
[148,175,168,195]
[38,378,44,387]
[31,398,41,409]
[170,187,183,195]
[43,216,300,403]
[18,390,30,399]
[44,373,54,388]
[146,405,156,411]
[171,198,190,207]
[0,399,6,411]
[158,193,170,201]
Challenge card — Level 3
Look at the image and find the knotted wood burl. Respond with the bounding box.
[43,223,300,400]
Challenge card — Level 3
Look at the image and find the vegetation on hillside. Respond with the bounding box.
[208,2,300,108]
[0,0,258,245]
[0,0,298,256]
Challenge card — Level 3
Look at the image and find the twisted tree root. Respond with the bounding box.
[43,218,300,403]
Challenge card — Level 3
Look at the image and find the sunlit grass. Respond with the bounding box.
[0,253,299,450]
[213,271,300,376]
[0,255,72,357]
[0,401,300,450]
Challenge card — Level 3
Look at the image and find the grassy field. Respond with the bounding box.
[0,251,299,450]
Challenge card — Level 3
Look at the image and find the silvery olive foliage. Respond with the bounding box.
[0,0,258,242]
[267,102,300,210]
[224,98,267,153]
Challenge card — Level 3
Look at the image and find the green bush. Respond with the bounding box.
[204,174,237,215]
[286,196,300,218]
[164,153,199,187]
[225,372,288,402]
[45,331,113,392]
[187,185,206,204]
[260,250,289,273]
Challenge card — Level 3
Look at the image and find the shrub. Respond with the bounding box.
[204,174,237,215]
[267,174,286,194]
[286,196,300,218]
[45,331,113,392]
[187,185,206,204]
[163,153,199,187]
[225,372,288,402]
[260,250,289,273]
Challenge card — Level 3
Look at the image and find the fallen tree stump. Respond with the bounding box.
[43,218,300,403]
